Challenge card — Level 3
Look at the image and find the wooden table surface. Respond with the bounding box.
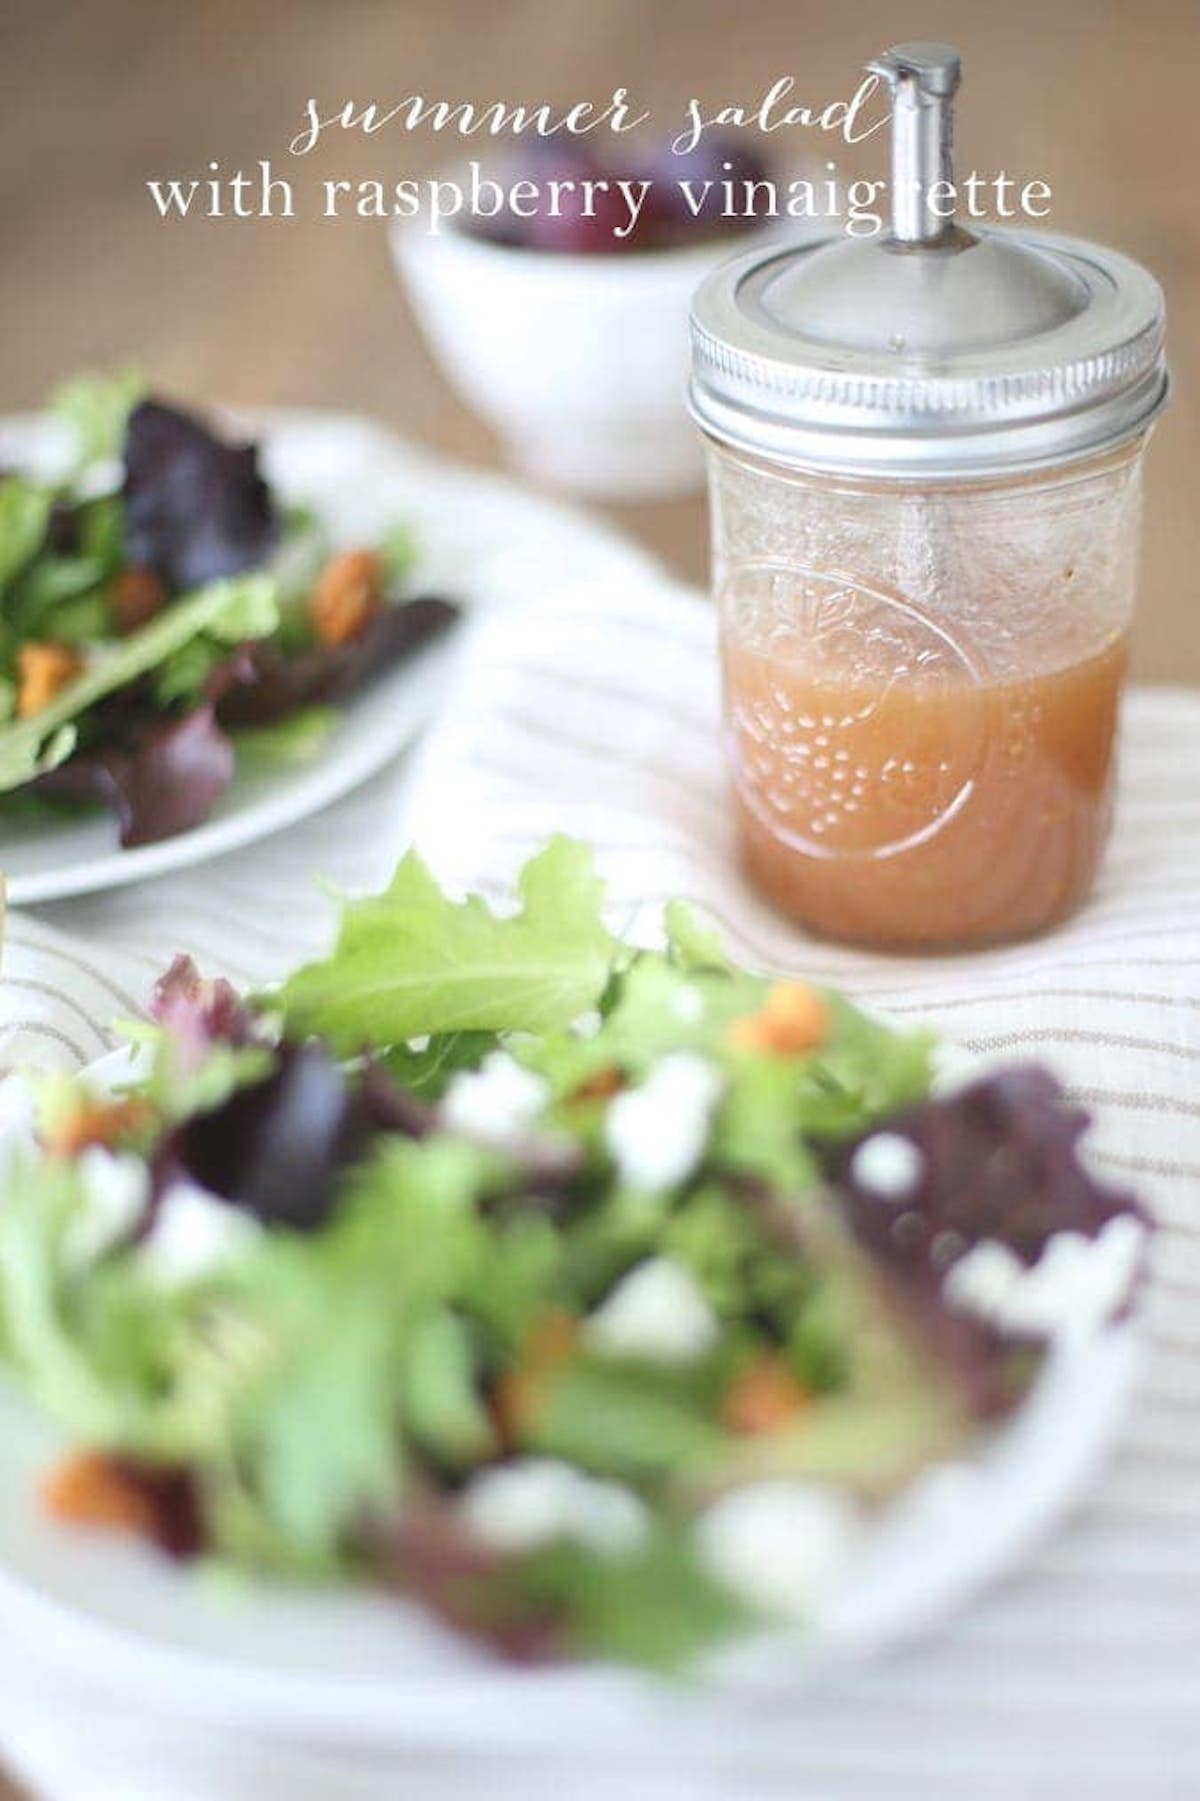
[0,2,1196,1792]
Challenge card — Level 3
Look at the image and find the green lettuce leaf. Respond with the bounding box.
[379,521,418,591]
[2,495,128,650]
[227,707,338,772]
[663,898,734,973]
[50,366,147,469]
[276,837,617,1054]
[506,1524,747,1670]
[0,1151,204,1454]
[0,478,52,595]
[200,1136,497,1571]
[382,1029,498,1099]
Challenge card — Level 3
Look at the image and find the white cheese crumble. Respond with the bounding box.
[944,1214,1144,1344]
[584,1256,719,1364]
[696,1481,861,1618]
[63,1147,149,1269]
[460,1458,648,1559]
[850,1131,925,1200]
[138,1179,262,1285]
[670,985,705,1025]
[604,1053,722,1191]
[440,1052,549,1146]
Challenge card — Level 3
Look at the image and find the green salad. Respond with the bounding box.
[0,840,1145,1669]
[0,371,457,846]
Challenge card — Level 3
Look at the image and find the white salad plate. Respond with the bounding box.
[0,1033,1145,1797]
[0,408,662,906]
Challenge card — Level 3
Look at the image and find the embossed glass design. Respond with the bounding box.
[710,440,1146,948]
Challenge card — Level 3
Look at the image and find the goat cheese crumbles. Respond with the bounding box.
[138,1179,263,1285]
[0,839,1149,1672]
[696,1481,862,1618]
[440,1051,550,1145]
[63,1147,148,1269]
[584,1256,720,1363]
[944,1215,1145,1345]
[605,1053,723,1190]
[460,1459,648,1558]
[850,1131,925,1201]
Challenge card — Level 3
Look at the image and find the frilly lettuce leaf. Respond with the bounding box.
[276,837,617,1054]
[663,898,733,973]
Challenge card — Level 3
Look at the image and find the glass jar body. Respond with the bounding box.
[708,439,1147,949]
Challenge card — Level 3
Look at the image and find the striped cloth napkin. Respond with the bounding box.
[2,579,1199,1797]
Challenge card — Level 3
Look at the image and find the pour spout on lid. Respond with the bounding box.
[867,42,962,247]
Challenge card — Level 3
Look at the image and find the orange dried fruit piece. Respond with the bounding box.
[570,1065,623,1102]
[44,1093,154,1158]
[16,641,82,718]
[112,565,166,635]
[41,1451,157,1539]
[728,981,829,1057]
[723,1354,809,1435]
[308,548,384,647]
[492,1308,577,1442]
[525,1309,578,1366]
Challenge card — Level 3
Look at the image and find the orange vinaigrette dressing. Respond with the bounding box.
[722,633,1127,950]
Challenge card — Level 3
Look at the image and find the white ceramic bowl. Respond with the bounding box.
[391,210,757,502]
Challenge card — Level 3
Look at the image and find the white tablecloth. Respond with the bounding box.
[2,579,1198,1798]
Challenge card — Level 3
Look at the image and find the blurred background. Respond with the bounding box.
[0,0,1196,659]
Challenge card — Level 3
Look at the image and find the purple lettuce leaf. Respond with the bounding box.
[366,1489,568,1665]
[171,1045,443,1233]
[151,954,257,1067]
[171,1034,578,1235]
[122,400,279,591]
[356,1060,438,1139]
[108,1457,205,1560]
[829,1066,1147,1281]
[177,1042,369,1232]
[214,594,459,727]
[826,1066,1149,1415]
[34,703,235,847]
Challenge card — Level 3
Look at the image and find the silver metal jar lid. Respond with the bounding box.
[689,42,1169,480]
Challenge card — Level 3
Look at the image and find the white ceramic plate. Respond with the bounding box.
[0,409,662,906]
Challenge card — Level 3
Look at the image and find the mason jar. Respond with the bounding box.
[689,43,1167,951]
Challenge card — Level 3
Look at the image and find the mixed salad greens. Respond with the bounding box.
[0,841,1147,1670]
[0,372,458,846]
